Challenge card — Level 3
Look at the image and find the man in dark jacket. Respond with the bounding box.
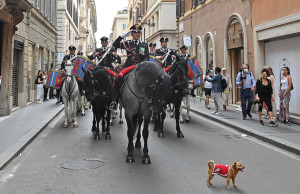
[109,24,149,110]
[205,67,223,115]
[112,24,149,68]
[155,37,176,68]
[61,45,76,70]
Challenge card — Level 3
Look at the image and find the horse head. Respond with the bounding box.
[64,62,74,84]
[83,66,112,101]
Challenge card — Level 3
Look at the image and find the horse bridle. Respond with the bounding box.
[87,69,111,100]
[64,74,77,102]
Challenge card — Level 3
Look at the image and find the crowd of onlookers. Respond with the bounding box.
[35,70,55,104]
[203,64,293,127]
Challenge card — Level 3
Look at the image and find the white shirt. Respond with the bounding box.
[204,75,213,89]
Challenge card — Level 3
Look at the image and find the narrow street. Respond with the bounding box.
[0,109,299,194]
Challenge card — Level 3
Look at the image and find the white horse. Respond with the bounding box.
[61,62,80,128]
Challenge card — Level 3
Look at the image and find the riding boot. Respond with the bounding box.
[109,76,121,110]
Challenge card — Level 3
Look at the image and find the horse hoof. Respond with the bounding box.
[177,132,184,138]
[119,120,124,124]
[74,124,78,127]
[63,124,68,128]
[126,157,135,163]
[158,132,164,138]
[185,119,190,123]
[81,113,85,116]
[142,157,151,164]
[170,115,174,118]
[109,121,113,126]
[94,133,100,140]
[135,141,141,148]
[105,134,111,140]
[180,120,184,124]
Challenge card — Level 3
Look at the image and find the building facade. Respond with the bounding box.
[11,0,58,110]
[78,0,97,57]
[0,0,32,116]
[128,0,177,49]
[252,0,300,118]
[177,0,253,104]
[111,7,128,62]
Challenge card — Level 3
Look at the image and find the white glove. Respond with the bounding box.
[122,30,132,38]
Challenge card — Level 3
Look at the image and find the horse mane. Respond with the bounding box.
[134,62,165,87]
[134,61,171,101]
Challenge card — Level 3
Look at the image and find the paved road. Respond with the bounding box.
[0,109,299,194]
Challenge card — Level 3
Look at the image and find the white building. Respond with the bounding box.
[135,0,177,49]
[111,7,128,62]
[57,0,97,64]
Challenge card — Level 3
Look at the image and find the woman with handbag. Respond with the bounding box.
[278,66,293,126]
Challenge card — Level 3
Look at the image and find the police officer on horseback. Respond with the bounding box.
[155,37,177,68]
[109,24,150,110]
[89,36,121,69]
[179,45,190,60]
[61,45,77,70]
[56,45,77,104]
[149,42,156,56]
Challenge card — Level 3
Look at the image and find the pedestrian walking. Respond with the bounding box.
[262,66,277,121]
[278,66,293,126]
[255,69,278,127]
[205,67,223,115]
[203,69,213,109]
[221,68,232,111]
[43,71,49,101]
[36,70,44,104]
[236,64,256,120]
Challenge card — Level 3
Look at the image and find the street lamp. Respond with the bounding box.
[137,15,155,27]
[75,30,90,40]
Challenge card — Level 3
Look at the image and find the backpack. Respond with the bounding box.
[221,78,227,91]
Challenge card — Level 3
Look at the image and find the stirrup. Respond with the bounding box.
[109,102,117,110]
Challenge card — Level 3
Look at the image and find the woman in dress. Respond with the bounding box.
[36,70,44,104]
[255,69,277,127]
[278,66,293,126]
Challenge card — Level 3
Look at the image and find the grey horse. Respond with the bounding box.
[118,62,170,164]
[60,63,80,128]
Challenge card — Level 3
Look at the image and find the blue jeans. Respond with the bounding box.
[241,89,253,117]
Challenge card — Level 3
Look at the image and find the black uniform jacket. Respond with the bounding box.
[113,36,149,68]
[179,53,190,60]
[61,54,76,70]
[155,48,176,68]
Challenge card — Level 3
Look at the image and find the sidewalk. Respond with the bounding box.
[184,97,300,156]
[0,99,64,170]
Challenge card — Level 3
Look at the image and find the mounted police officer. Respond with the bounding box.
[56,45,77,104]
[109,24,150,110]
[149,42,156,56]
[89,36,121,69]
[179,45,190,60]
[155,37,176,68]
[61,45,76,70]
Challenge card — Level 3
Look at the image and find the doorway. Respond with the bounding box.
[229,48,243,104]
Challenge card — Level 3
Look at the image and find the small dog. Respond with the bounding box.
[207,160,245,190]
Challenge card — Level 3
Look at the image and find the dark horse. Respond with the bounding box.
[119,62,170,164]
[154,57,189,138]
[83,66,113,140]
